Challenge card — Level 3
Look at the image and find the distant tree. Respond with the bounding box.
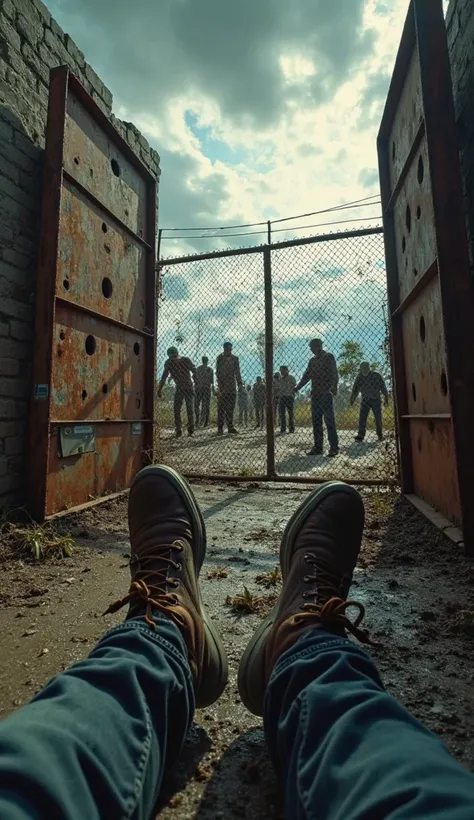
[338,341,364,384]
[254,331,284,373]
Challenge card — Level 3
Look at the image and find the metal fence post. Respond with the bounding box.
[264,245,276,478]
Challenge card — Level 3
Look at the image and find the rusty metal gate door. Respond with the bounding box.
[378,0,474,551]
[29,67,157,520]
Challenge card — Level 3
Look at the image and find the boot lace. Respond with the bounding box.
[103,540,185,627]
[295,553,376,646]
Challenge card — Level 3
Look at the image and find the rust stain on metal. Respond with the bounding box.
[378,0,474,550]
[29,67,157,521]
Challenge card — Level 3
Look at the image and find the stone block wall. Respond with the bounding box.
[447,0,474,269]
[0,0,160,510]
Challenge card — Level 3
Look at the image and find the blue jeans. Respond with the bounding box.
[311,393,339,450]
[1,621,474,820]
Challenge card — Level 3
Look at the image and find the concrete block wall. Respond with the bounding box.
[0,0,160,511]
[447,0,474,269]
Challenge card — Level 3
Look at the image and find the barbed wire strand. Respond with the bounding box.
[161,214,382,240]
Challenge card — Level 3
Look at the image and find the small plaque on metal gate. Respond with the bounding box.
[34,384,49,400]
[59,424,96,457]
[132,422,143,436]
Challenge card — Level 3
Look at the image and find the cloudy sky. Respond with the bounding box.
[44,0,449,381]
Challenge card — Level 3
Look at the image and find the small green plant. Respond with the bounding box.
[226,587,261,614]
[255,567,281,588]
[2,523,74,561]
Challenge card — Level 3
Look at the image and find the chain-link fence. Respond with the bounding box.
[156,228,397,484]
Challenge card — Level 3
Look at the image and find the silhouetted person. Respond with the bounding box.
[215,342,242,435]
[238,384,249,427]
[351,362,389,443]
[273,372,281,427]
[158,347,196,437]
[253,376,266,429]
[247,384,254,423]
[279,365,296,434]
[195,356,214,427]
[295,338,339,457]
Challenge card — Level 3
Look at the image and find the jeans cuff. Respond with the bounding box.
[270,630,361,683]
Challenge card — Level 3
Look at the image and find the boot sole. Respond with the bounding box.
[237,481,362,716]
[131,465,228,707]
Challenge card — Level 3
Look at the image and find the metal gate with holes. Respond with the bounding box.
[29,67,157,520]
[157,227,396,486]
[378,0,474,552]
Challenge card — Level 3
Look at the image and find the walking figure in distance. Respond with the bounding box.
[253,376,266,429]
[3,466,474,819]
[273,372,281,427]
[195,356,214,427]
[238,383,249,427]
[215,341,242,435]
[278,365,296,433]
[157,346,196,438]
[295,338,339,457]
[350,361,389,442]
[247,384,254,423]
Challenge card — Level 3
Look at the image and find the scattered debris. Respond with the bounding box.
[255,567,281,588]
[207,567,229,580]
[38,648,49,657]
[226,587,277,616]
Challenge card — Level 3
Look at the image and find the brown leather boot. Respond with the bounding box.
[105,465,228,708]
[238,481,371,716]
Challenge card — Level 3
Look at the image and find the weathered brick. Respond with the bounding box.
[13,127,43,158]
[0,297,33,323]
[30,0,51,25]
[64,34,84,68]
[0,173,37,211]
[0,358,20,377]
[21,41,49,85]
[0,473,21,493]
[49,16,64,41]
[0,13,21,52]
[0,458,7,478]
[0,420,21,437]
[0,159,21,185]
[1,246,30,269]
[0,261,33,291]
[0,399,16,418]
[0,38,23,73]
[0,110,13,143]
[84,62,105,97]
[17,13,44,48]
[9,319,33,341]
[90,89,110,117]
[0,321,9,337]
[4,436,24,456]
[0,337,31,361]
[0,377,29,399]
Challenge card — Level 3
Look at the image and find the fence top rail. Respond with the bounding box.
[158,226,384,267]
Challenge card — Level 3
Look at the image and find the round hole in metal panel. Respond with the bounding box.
[414,267,418,277]
[402,236,406,253]
[417,155,424,184]
[102,222,108,233]
[74,156,80,165]
[59,330,65,341]
[111,158,121,177]
[85,335,96,355]
[102,384,108,394]
[392,141,396,161]
[419,315,426,342]
[102,277,113,298]
[405,204,411,233]
[63,279,70,290]
[412,382,417,402]
[133,342,140,356]
[417,436,422,453]
[136,397,141,409]
[441,370,448,396]
[416,205,421,220]
[81,389,87,400]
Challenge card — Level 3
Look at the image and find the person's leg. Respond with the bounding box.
[244,408,248,426]
[372,398,383,439]
[238,482,474,820]
[0,466,228,820]
[217,393,225,433]
[279,398,286,432]
[309,394,323,453]
[226,392,237,432]
[185,390,194,435]
[322,393,339,453]
[202,389,211,427]
[174,387,183,436]
[288,396,295,433]
[356,398,370,441]
[194,389,201,427]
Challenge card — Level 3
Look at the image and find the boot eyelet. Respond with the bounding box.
[303,575,311,583]
[175,562,182,570]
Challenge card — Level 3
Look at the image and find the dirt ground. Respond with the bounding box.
[1,482,474,819]
[159,424,397,483]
